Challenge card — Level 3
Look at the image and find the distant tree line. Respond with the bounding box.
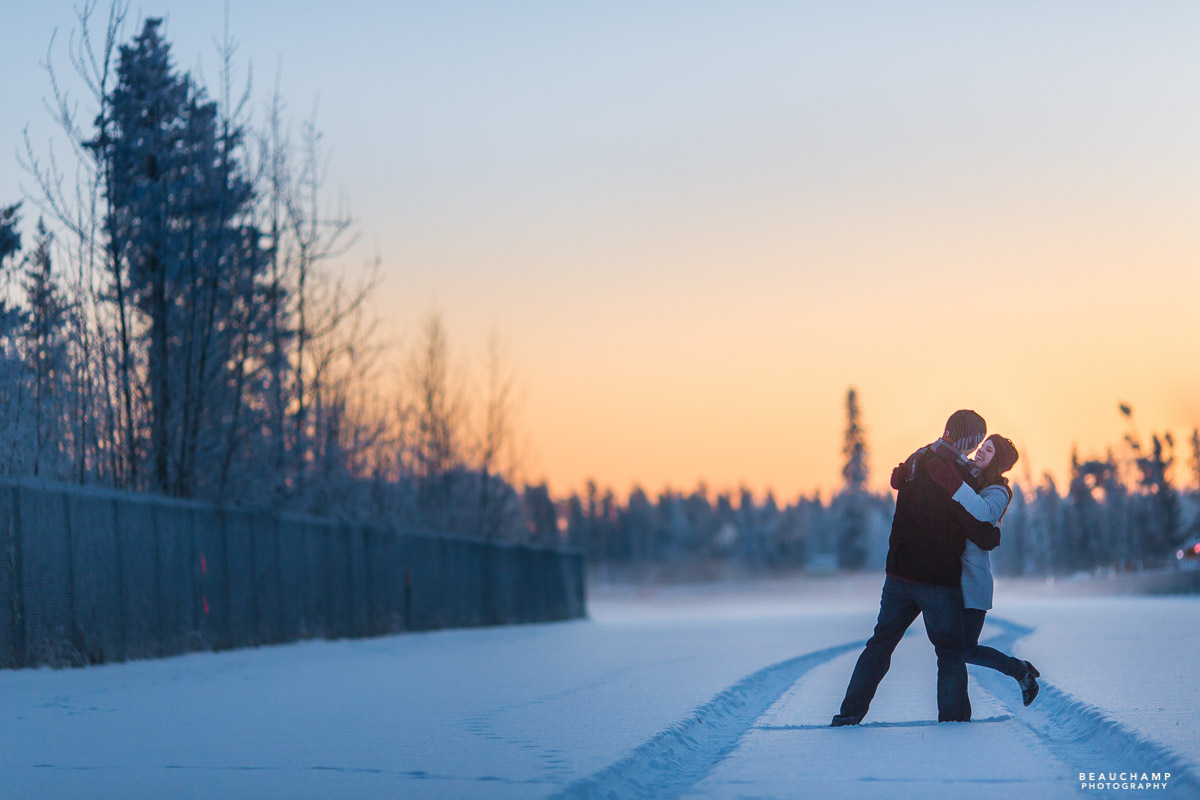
[562,388,896,581]
[558,480,895,582]
[570,394,1200,580]
[5,3,536,542]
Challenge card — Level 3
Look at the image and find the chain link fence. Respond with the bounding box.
[0,478,586,668]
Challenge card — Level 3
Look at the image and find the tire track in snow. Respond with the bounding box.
[547,640,864,800]
[461,661,692,782]
[978,616,1200,796]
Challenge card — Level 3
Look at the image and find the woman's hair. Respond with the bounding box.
[978,434,1019,491]
[979,465,1010,493]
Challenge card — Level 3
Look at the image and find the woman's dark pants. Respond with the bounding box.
[838,575,971,723]
[963,608,1024,677]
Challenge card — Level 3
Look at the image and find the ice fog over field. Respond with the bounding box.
[0,574,1196,799]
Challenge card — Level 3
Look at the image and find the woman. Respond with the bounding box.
[934,434,1040,706]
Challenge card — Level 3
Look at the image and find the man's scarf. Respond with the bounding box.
[901,438,979,484]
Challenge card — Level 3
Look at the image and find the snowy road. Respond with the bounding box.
[1,575,1197,799]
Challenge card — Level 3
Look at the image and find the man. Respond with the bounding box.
[832,410,1001,726]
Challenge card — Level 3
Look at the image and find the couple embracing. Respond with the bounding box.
[832,410,1038,726]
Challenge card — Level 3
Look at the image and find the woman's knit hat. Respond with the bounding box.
[944,410,987,455]
[987,434,1019,473]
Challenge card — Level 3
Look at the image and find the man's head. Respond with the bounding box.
[943,410,986,455]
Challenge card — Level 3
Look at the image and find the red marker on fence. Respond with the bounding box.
[201,553,209,614]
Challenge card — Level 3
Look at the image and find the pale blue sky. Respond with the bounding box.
[4,2,1200,497]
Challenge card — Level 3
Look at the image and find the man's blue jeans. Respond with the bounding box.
[838,575,971,722]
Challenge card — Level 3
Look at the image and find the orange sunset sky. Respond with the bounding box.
[5,2,1200,500]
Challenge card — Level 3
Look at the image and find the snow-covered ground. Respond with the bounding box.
[0,574,1196,799]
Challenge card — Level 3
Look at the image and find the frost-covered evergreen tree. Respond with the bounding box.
[89,18,190,491]
[1067,449,1113,571]
[660,490,697,565]
[22,220,72,477]
[83,18,270,499]
[684,485,717,562]
[1117,406,1181,563]
[1190,429,1200,491]
[1135,433,1179,558]
[0,211,71,476]
[841,388,868,491]
[1031,474,1064,574]
[0,203,30,473]
[621,487,654,564]
[0,204,19,266]
[835,387,870,568]
[522,482,558,543]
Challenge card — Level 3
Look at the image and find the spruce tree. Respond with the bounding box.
[841,388,868,492]
[87,18,267,497]
[0,203,28,473]
[1190,429,1200,491]
[22,219,71,477]
[0,204,19,266]
[836,387,870,568]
